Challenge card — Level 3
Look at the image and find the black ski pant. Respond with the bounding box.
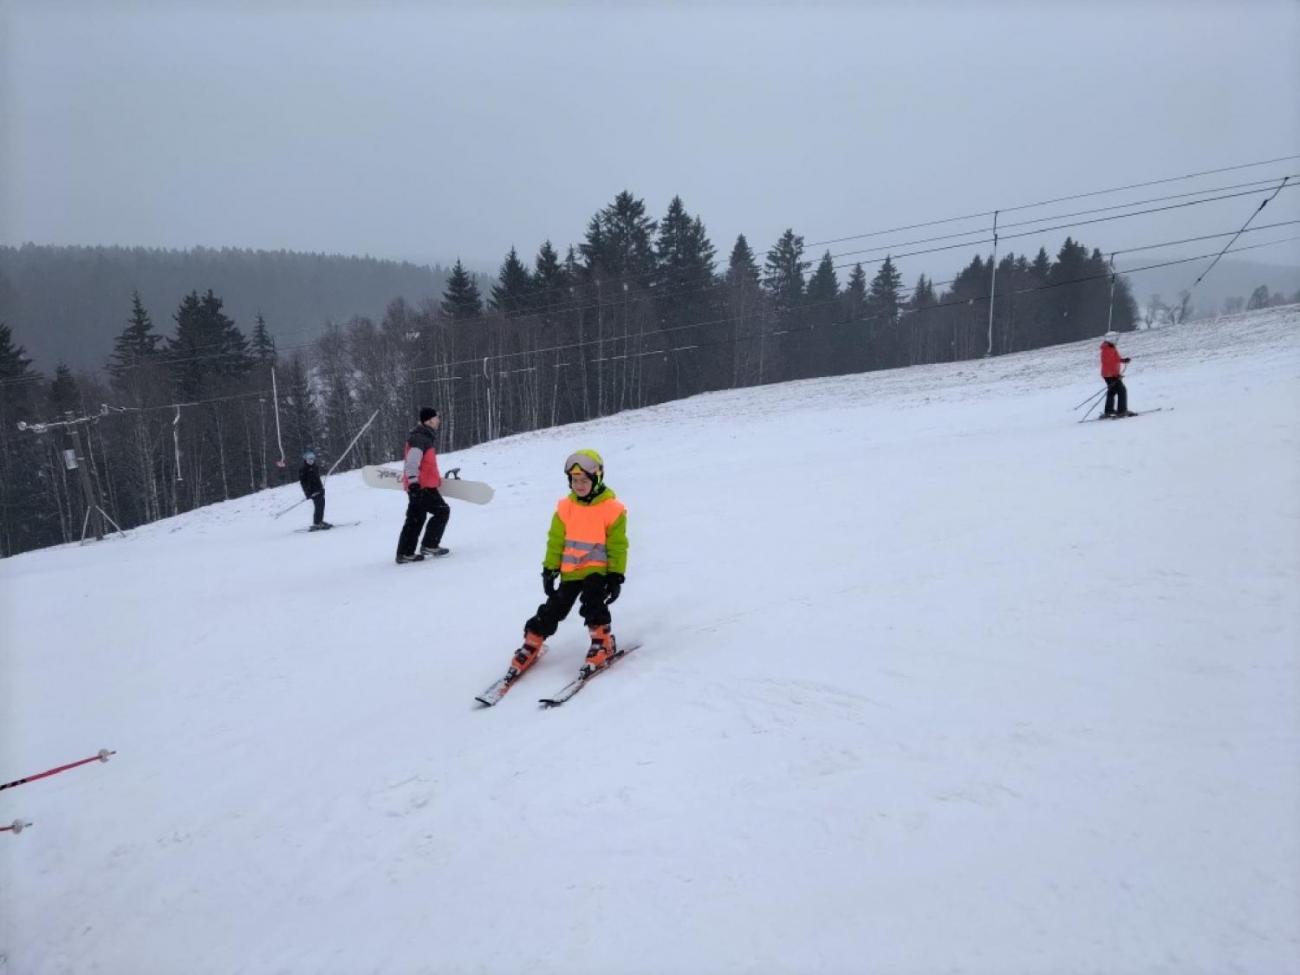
[526,574,611,638]
[1105,376,1128,415]
[396,487,450,556]
[310,493,326,526]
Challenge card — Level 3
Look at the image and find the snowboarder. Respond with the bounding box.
[298,449,331,530]
[1100,330,1134,418]
[504,449,628,680]
[395,407,451,564]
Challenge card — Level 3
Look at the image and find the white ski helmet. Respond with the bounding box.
[1104,330,1118,344]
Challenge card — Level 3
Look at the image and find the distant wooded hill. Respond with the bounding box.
[1116,256,1300,319]
[0,245,454,372]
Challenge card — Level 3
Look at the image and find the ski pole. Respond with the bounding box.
[272,496,310,519]
[0,749,115,793]
[326,409,380,477]
[2,819,33,834]
[1072,385,1107,411]
[1078,388,1107,420]
[272,409,379,519]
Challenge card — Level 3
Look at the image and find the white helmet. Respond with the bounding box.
[1104,330,1118,344]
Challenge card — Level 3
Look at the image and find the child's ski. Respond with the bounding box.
[475,671,524,707]
[475,643,550,706]
[539,644,639,708]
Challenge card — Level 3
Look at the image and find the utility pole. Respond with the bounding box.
[16,407,126,543]
[65,422,103,541]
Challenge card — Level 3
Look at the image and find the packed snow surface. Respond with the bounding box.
[3,308,1299,974]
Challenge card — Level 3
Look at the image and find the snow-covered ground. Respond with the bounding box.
[3,308,1299,975]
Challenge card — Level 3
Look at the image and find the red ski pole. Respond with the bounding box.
[1,819,33,834]
[0,748,116,792]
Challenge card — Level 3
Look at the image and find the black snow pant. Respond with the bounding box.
[525,575,611,638]
[310,493,326,526]
[396,487,450,557]
[1104,376,1128,415]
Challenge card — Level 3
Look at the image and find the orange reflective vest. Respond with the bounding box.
[543,487,628,580]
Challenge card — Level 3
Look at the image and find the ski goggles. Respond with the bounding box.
[564,453,600,478]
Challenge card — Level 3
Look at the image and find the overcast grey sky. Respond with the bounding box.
[3,0,1298,288]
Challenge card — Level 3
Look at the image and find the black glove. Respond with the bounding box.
[542,568,558,597]
[1122,357,1131,364]
[407,483,422,497]
[604,573,624,605]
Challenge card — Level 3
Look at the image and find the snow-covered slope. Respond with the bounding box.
[3,308,1299,975]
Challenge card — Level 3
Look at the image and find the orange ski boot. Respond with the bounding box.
[583,624,617,673]
[508,631,546,679]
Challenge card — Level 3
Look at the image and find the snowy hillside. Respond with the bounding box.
[3,308,1299,975]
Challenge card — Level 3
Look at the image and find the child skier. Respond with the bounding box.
[298,449,331,530]
[507,449,628,680]
[1100,330,1134,418]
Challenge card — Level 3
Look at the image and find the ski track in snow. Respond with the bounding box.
[2,307,1299,974]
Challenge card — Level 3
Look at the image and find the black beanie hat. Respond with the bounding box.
[419,406,438,422]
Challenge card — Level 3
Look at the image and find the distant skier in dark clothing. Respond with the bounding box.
[1100,330,1134,418]
[298,449,331,530]
[396,407,451,564]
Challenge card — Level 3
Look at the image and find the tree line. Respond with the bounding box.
[0,244,455,372]
[0,189,1139,557]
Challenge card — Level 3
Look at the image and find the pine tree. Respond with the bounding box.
[168,291,207,397]
[803,251,843,375]
[904,273,939,361]
[909,273,937,309]
[727,235,761,287]
[844,264,867,318]
[250,313,277,366]
[490,247,533,315]
[581,191,657,284]
[805,251,840,306]
[0,323,38,399]
[440,259,483,321]
[531,241,572,320]
[1030,247,1052,281]
[864,257,904,366]
[723,235,766,388]
[839,263,869,370]
[202,289,250,378]
[167,289,250,397]
[865,256,903,327]
[532,242,565,301]
[563,245,582,282]
[1017,248,1054,349]
[762,229,808,312]
[579,215,607,278]
[107,290,162,389]
[654,198,720,393]
[0,323,48,556]
[281,353,321,456]
[48,364,80,417]
[655,198,717,303]
[1045,238,1101,341]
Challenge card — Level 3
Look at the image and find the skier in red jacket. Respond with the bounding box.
[1100,331,1133,418]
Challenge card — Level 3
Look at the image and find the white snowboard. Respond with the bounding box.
[361,465,494,505]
